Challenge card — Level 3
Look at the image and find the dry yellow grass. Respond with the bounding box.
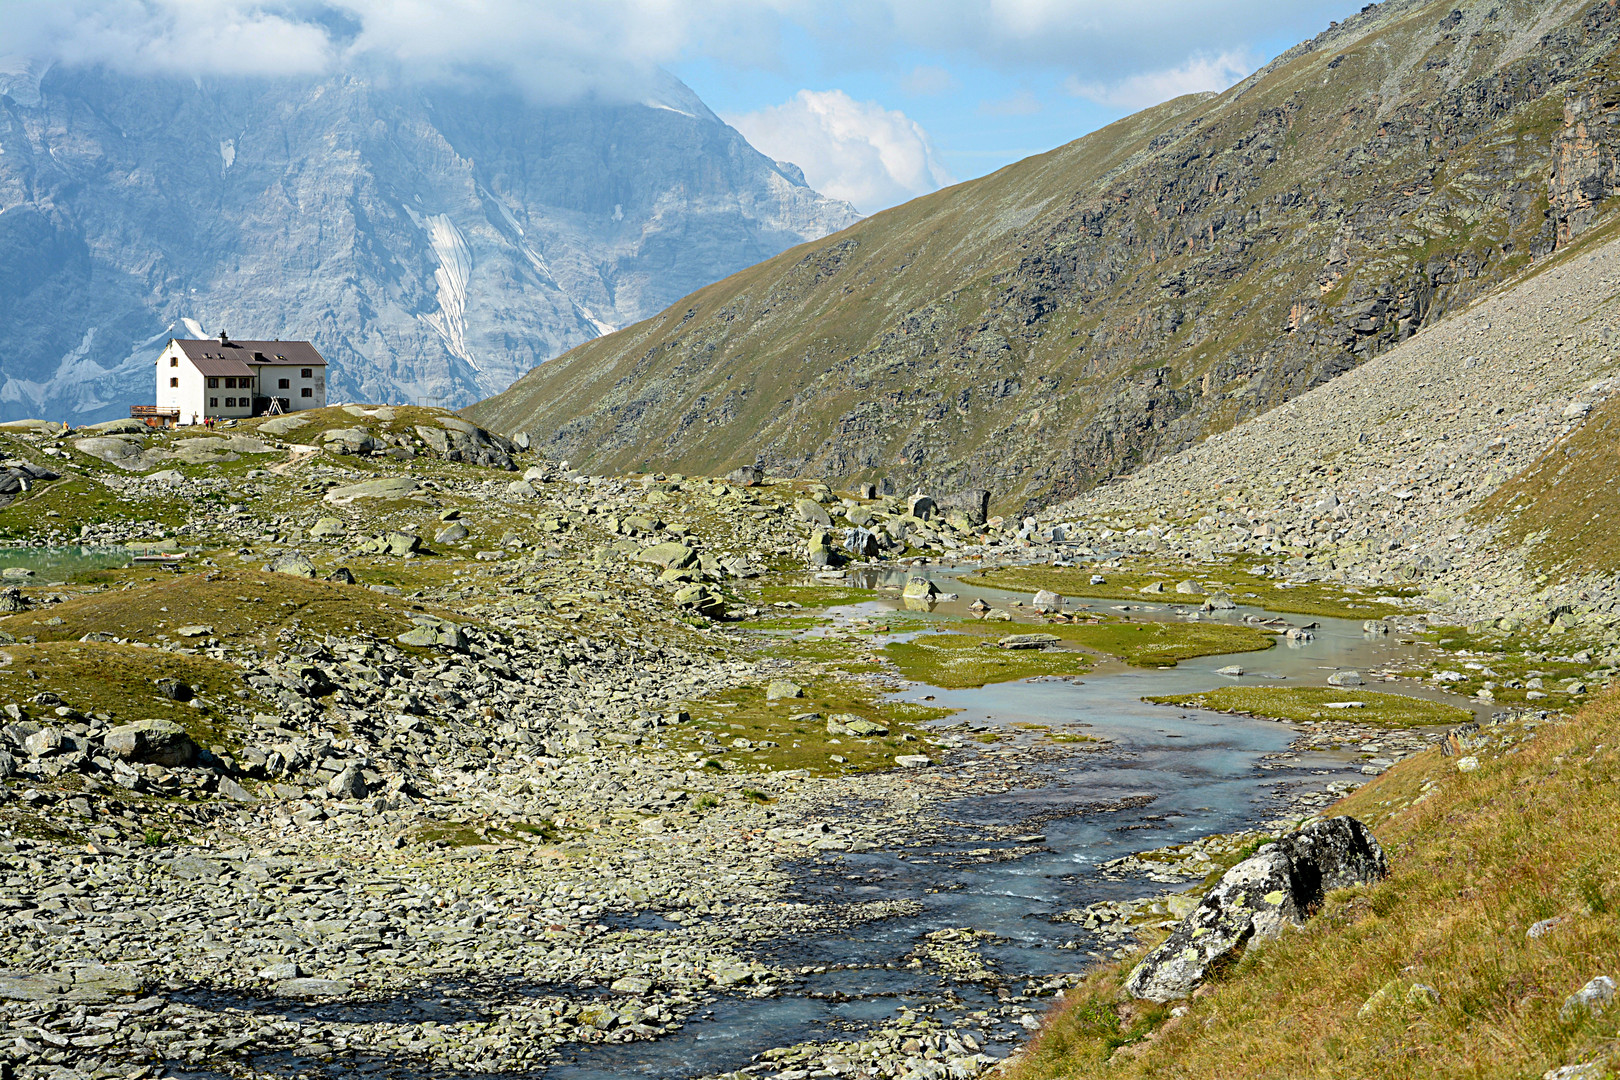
[1005,692,1620,1080]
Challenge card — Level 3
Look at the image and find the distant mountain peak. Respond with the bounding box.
[0,66,858,422]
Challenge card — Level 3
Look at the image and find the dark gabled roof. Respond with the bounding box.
[170,338,328,368]
[186,356,255,378]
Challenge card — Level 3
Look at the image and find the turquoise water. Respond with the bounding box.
[542,569,1452,1079]
[0,545,133,582]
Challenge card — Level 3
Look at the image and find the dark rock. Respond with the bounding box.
[726,465,763,487]
[153,677,192,702]
[326,567,356,584]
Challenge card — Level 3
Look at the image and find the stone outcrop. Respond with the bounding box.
[1124,817,1387,1002]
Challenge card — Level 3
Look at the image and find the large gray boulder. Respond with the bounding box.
[1124,817,1386,1002]
[414,419,515,470]
[322,427,380,455]
[104,719,198,767]
[935,489,991,527]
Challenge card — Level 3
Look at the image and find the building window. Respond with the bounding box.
[209,397,218,407]
[169,377,179,388]
[224,397,235,407]
[278,378,290,389]
[207,377,218,388]
[169,357,178,367]
[301,368,312,378]
[301,387,313,398]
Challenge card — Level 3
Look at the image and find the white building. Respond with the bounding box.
[145,332,327,426]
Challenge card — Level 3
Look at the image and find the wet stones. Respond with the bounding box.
[1125,816,1387,1001]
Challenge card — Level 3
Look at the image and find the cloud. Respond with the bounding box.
[0,0,757,102]
[900,64,958,96]
[725,90,954,213]
[1065,49,1258,109]
[978,89,1042,116]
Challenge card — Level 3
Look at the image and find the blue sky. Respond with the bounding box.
[673,3,1365,211]
[7,1,1368,212]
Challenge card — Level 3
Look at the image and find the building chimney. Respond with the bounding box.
[218,330,230,346]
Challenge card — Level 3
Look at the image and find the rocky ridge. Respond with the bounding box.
[468,0,1620,510]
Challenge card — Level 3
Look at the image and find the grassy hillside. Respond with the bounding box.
[1006,694,1620,1079]
[469,0,1620,513]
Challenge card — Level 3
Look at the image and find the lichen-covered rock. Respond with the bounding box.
[263,553,317,578]
[1124,816,1386,1002]
[633,542,696,570]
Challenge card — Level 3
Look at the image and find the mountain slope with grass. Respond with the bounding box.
[468,0,1620,511]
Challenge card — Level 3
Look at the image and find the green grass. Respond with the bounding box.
[753,583,880,610]
[971,563,1412,621]
[0,641,271,751]
[1144,686,1473,728]
[5,566,459,647]
[667,680,953,777]
[1006,690,1620,1080]
[1472,392,1620,576]
[1044,618,1274,667]
[884,630,1093,688]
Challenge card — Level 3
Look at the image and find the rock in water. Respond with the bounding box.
[1124,816,1387,1002]
[901,577,937,601]
[1032,589,1063,612]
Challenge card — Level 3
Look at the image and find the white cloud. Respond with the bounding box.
[5,2,1361,102]
[1065,49,1258,109]
[900,64,958,96]
[726,90,953,213]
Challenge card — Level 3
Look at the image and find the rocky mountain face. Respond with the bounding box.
[0,64,859,423]
[468,0,1620,512]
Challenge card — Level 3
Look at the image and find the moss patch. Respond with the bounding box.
[884,631,1093,688]
[1046,618,1274,667]
[4,567,457,647]
[667,681,953,777]
[972,562,1411,620]
[1145,686,1471,728]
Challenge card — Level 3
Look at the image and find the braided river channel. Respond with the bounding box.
[545,566,1470,1080]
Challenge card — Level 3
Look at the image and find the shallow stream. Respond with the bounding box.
[547,567,1462,1079]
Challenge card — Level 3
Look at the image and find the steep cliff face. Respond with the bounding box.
[467,0,1620,512]
[0,65,859,422]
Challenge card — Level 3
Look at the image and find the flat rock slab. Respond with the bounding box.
[998,634,1060,649]
[324,477,422,503]
[272,977,352,998]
